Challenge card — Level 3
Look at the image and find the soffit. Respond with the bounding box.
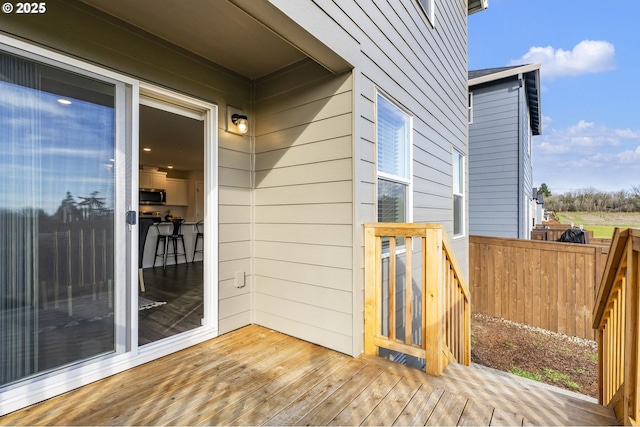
[79,0,307,79]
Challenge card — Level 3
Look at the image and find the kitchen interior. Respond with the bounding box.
[137,103,205,345]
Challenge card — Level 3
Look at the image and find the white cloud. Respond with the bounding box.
[533,120,640,192]
[535,119,631,154]
[510,40,616,79]
[617,146,640,164]
[616,129,640,139]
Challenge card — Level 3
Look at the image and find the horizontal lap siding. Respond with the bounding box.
[254,60,354,355]
[312,1,467,355]
[301,0,468,276]
[469,80,520,238]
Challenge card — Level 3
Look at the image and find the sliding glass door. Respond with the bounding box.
[0,49,119,386]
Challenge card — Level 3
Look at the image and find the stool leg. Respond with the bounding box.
[163,237,169,270]
[180,236,188,267]
[171,237,177,266]
[153,236,161,268]
[192,235,198,263]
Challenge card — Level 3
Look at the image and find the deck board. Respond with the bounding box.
[458,399,494,426]
[0,325,618,426]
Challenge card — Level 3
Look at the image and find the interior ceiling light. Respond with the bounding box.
[231,114,248,135]
[57,99,72,105]
[143,147,151,152]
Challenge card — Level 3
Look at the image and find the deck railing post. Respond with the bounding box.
[424,227,444,375]
[363,223,470,376]
[364,225,378,356]
[625,236,640,423]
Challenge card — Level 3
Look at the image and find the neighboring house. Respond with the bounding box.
[531,187,547,226]
[0,0,486,414]
[468,64,542,239]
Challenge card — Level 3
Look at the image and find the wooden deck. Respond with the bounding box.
[0,325,618,426]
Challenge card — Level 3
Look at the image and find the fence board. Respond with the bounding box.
[470,235,609,340]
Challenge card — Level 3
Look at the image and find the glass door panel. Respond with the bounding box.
[0,50,116,386]
[137,97,205,345]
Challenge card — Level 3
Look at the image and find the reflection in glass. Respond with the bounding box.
[0,51,115,386]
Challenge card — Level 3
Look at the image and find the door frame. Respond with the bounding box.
[0,34,219,416]
[137,83,219,344]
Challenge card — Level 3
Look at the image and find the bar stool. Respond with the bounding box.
[138,218,155,291]
[192,220,203,263]
[153,219,188,269]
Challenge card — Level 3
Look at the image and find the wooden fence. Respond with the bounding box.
[593,228,640,425]
[470,235,609,340]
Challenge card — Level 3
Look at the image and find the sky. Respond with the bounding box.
[468,0,640,195]
[0,80,115,214]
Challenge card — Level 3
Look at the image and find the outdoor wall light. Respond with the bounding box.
[227,106,249,136]
[231,113,248,134]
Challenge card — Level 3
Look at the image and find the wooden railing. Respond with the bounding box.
[593,228,640,425]
[364,223,470,375]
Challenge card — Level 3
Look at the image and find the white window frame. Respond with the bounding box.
[376,91,413,259]
[417,0,435,26]
[468,91,473,124]
[453,149,465,238]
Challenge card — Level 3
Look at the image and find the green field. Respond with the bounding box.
[555,212,640,239]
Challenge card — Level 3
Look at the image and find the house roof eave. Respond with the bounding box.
[468,63,540,86]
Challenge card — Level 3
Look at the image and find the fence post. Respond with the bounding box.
[424,227,444,375]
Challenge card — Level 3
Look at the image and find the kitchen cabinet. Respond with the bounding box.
[165,178,188,206]
[139,170,167,190]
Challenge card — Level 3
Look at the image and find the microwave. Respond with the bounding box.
[139,188,166,205]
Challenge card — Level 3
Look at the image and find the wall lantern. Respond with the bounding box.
[231,114,248,135]
[227,105,249,135]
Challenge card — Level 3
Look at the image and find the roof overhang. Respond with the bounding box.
[468,0,488,15]
[468,63,540,86]
[79,0,351,79]
[469,63,542,136]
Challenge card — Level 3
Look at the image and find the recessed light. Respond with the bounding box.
[142,147,151,152]
[167,165,174,169]
[57,99,72,105]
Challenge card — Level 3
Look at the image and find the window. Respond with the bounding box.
[377,92,411,227]
[417,0,435,25]
[468,92,473,124]
[453,150,465,237]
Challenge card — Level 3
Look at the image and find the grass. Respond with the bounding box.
[509,367,541,381]
[555,211,640,239]
[542,367,581,391]
[508,366,581,391]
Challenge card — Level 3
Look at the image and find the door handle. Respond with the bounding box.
[126,210,137,225]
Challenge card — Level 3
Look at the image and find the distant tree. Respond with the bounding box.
[545,186,640,213]
[54,191,79,222]
[538,183,551,197]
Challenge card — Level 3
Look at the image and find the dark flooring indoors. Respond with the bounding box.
[138,261,204,345]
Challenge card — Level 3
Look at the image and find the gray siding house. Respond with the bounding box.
[468,64,542,239]
[0,0,485,414]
